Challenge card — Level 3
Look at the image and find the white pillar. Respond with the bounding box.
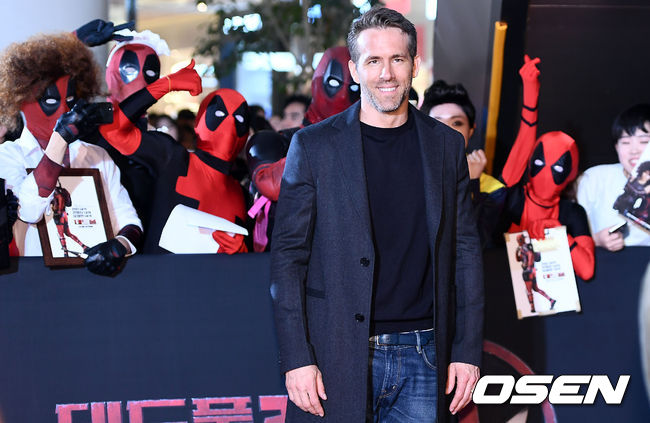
[0,0,109,63]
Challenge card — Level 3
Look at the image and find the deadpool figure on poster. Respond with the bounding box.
[50,184,88,256]
[515,234,555,313]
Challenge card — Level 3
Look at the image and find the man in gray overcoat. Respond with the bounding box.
[271,6,484,422]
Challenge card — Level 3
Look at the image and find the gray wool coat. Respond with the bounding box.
[270,102,484,423]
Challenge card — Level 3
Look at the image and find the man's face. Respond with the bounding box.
[348,27,419,115]
[615,123,650,175]
[282,102,307,128]
[429,103,474,147]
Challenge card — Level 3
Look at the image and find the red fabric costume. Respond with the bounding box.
[303,46,360,125]
[247,46,360,251]
[100,64,250,254]
[501,56,595,280]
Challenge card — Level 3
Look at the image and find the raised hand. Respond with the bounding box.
[147,59,203,100]
[54,101,113,144]
[466,149,487,180]
[519,55,541,109]
[74,19,135,47]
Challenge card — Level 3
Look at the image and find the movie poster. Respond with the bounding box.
[42,173,110,260]
[613,144,650,231]
[504,227,581,319]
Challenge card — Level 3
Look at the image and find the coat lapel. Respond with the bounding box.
[412,106,443,246]
[332,103,372,236]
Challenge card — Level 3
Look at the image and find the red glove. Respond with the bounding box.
[147,59,203,100]
[253,157,286,202]
[212,231,247,254]
[501,55,542,187]
[568,234,595,281]
[519,54,540,109]
[527,218,561,240]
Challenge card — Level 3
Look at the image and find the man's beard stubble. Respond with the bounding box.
[363,80,411,114]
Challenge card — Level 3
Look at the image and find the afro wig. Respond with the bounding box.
[0,32,101,131]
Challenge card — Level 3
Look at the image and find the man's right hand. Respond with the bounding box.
[594,227,624,252]
[285,365,327,417]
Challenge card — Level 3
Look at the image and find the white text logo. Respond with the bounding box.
[472,375,630,405]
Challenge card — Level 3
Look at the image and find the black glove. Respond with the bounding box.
[74,19,135,47]
[84,238,128,276]
[6,189,17,237]
[55,100,113,144]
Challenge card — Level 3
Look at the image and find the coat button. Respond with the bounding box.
[360,257,370,267]
[355,313,365,322]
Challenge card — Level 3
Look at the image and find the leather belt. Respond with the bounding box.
[369,329,434,346]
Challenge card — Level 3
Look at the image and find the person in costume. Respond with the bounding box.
[0,32,142,275]
[99,62,251,254]
[246,46,360,251]
[76,24,169,234]
[421,80,506,248]
[500,55,595,280]
[515,233,555,313]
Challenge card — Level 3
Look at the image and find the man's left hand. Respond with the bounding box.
[446,362,480,415]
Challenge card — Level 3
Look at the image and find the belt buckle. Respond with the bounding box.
[369,334,390,346]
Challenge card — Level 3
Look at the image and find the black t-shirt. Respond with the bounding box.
[361,115,434,336]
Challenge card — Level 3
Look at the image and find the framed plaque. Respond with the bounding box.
[35,168,112,267]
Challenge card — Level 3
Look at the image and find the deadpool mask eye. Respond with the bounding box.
[205,95,228,131]
[65,78,77,109]
[529,142,545,178]
[38,83,62,116]
[143,54,160,84]
[119,50,141,84]
[323,59,344,97]
[232,102,250,137]
[551,151,573,185]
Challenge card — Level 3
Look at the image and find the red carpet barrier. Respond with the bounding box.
[0,254,285,423]
[0,248,648,422]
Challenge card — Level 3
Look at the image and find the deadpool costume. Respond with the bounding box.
[51,185,88,256]
[100,63,251,254]
[303,46,360,125]
[501,55,595,280]
[515,234,555,312]
[0,33,142,275]
[247,46,360,251]
[75,25,169,235]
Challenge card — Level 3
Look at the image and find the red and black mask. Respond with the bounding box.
[304,46,360,124]
[195,88,250,162]
[21,75,77,146]
[527,131,579,204]
[106,44,160,103]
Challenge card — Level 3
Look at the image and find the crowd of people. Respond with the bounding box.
[0,13,647,274]
[0,5,648,422]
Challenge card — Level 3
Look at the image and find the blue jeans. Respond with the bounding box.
[368,329,438,422]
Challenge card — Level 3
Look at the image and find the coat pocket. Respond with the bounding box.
[305,286,326,299]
